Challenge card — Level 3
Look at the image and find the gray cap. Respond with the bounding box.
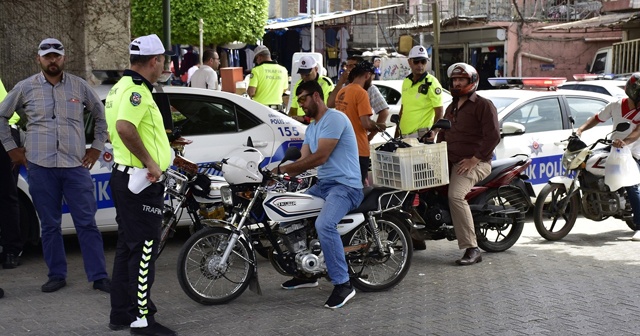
[38,38,65,56]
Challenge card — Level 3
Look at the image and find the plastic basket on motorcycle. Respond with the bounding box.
[371,142,449,190]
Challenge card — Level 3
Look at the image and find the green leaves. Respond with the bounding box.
[131,0,269,45]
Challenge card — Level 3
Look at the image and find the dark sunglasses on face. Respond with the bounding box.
[39,43,64,51]
[413,59,427,65]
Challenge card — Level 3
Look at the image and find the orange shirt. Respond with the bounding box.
[334,84,372,157]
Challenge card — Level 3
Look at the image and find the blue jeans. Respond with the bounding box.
[625,159,640,230]
[27,162,108,282]
[306,180,363,285]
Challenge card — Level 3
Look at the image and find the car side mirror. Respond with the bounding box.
[501,122,525,137]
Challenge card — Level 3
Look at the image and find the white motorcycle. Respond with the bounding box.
[176,141,413,305]
[534,122,636,240]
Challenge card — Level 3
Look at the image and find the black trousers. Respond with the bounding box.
[0,128,22,255]
[109,170,163,327]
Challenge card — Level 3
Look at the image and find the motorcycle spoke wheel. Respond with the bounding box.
[533,183,579,241]
[475,189,525,252]
[344,215,412,292]
[177,227,254,305]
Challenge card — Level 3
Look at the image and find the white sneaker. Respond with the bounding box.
[632,231,640,241]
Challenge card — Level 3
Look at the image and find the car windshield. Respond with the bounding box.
[482,96,518,112]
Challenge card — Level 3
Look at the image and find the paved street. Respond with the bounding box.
[1,216,640,336]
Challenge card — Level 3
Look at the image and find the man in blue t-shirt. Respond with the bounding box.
[275,80,363,309]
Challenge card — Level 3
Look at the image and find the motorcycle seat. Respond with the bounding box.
[349,187,395,214]
[476,157,523,186]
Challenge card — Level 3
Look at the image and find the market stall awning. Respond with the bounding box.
[264,4,403,30]
[538,12,640,30]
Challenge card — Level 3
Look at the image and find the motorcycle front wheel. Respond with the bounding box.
[177,227,255,305]
[475,188,526,252]
[534,183,579,241]
[343,214,412,292]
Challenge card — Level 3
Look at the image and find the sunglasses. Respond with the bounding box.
[297,93,313,104]
[39,43,64,51]
[412,59,427,65]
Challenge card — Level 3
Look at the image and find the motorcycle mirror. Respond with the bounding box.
[568,115,575,126]
[615,122,631,133]
[432,119,451,130]
[390,114,400,125]
[281,146,301,163]
[246,137,254,148]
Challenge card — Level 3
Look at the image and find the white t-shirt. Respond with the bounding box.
[190,65,218,90]
[187,65,199,84]
[596,98,640,159]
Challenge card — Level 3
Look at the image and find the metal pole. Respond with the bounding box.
[162,0,171,70]
[311,9,315,53]
[375,12,379,49]
[199,19,204,64]
[432,2,440,80]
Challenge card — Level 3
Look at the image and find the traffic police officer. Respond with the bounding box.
[397,45,444,141]
[247,45,288,112]
[105,34,176,336]
[289,55,334,124]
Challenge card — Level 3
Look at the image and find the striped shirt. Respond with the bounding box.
[0,72,107,168]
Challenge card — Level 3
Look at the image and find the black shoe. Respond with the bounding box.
[324,281,356,309]
[130,322,176,336]
[109,323,129,331]
[455,247,482,266]
[93,278,111,293]
[0,287,4,299]
[281,277,319,290]
[3,253,20,269]
[41,278,66,293]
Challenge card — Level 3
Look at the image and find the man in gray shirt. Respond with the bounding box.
[0,38,111,293]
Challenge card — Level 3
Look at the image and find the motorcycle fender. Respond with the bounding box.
[548,176,576,191]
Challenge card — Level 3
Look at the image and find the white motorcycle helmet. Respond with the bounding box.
[221,147,264,184]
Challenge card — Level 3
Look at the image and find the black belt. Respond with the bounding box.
[113,163,136,175]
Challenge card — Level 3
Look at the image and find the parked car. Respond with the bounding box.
[373,85,617,194]
[16,86,306,237]
[557,80,626,99]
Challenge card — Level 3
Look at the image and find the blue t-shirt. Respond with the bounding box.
[304,109,362,189]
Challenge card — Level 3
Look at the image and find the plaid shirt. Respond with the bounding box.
[367,84,389,115]
[0,72,107,168]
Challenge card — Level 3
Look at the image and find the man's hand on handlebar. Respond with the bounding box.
[612,138,626,148]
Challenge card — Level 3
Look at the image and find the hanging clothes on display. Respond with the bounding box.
[300,28,311,52]
[337,27,350,63]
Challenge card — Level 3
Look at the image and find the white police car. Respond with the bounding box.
[16,86,305,238]
[558,78,626,99]
[372,77,617,195]
[480,78,617,192]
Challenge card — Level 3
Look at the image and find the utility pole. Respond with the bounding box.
[163,0,171,70]
[432,2,440,81]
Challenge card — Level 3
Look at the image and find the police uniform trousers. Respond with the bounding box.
[109,169,164,327]
[0,128,21,255]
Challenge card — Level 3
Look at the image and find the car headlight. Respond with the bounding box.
[220,186,233,206]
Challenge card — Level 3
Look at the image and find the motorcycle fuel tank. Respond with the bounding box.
[585,151,607,177]
[263,191,324,222]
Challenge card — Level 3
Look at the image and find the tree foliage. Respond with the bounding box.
[131,0,269,46]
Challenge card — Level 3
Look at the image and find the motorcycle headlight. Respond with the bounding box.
[562,150,580,170]
[220,186,233,206]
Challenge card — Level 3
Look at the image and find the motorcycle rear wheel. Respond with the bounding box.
[343,214,412,292]
[534,183,579,241]
[177,227,255,305]
[475,188,525,252]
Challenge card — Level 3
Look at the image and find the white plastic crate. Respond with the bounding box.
[371,142,449,191]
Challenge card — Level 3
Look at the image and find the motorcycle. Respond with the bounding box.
[380,115,534,252]
[158,137,227,256]
[534,121,636,241]
[176,141,413,305]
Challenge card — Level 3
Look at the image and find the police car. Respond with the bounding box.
[373,77,617,195]
[16,86,305,238]
[481,78,617,192]
[557,79,626,99]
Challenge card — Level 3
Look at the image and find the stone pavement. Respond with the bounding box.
[1,216,640,336]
